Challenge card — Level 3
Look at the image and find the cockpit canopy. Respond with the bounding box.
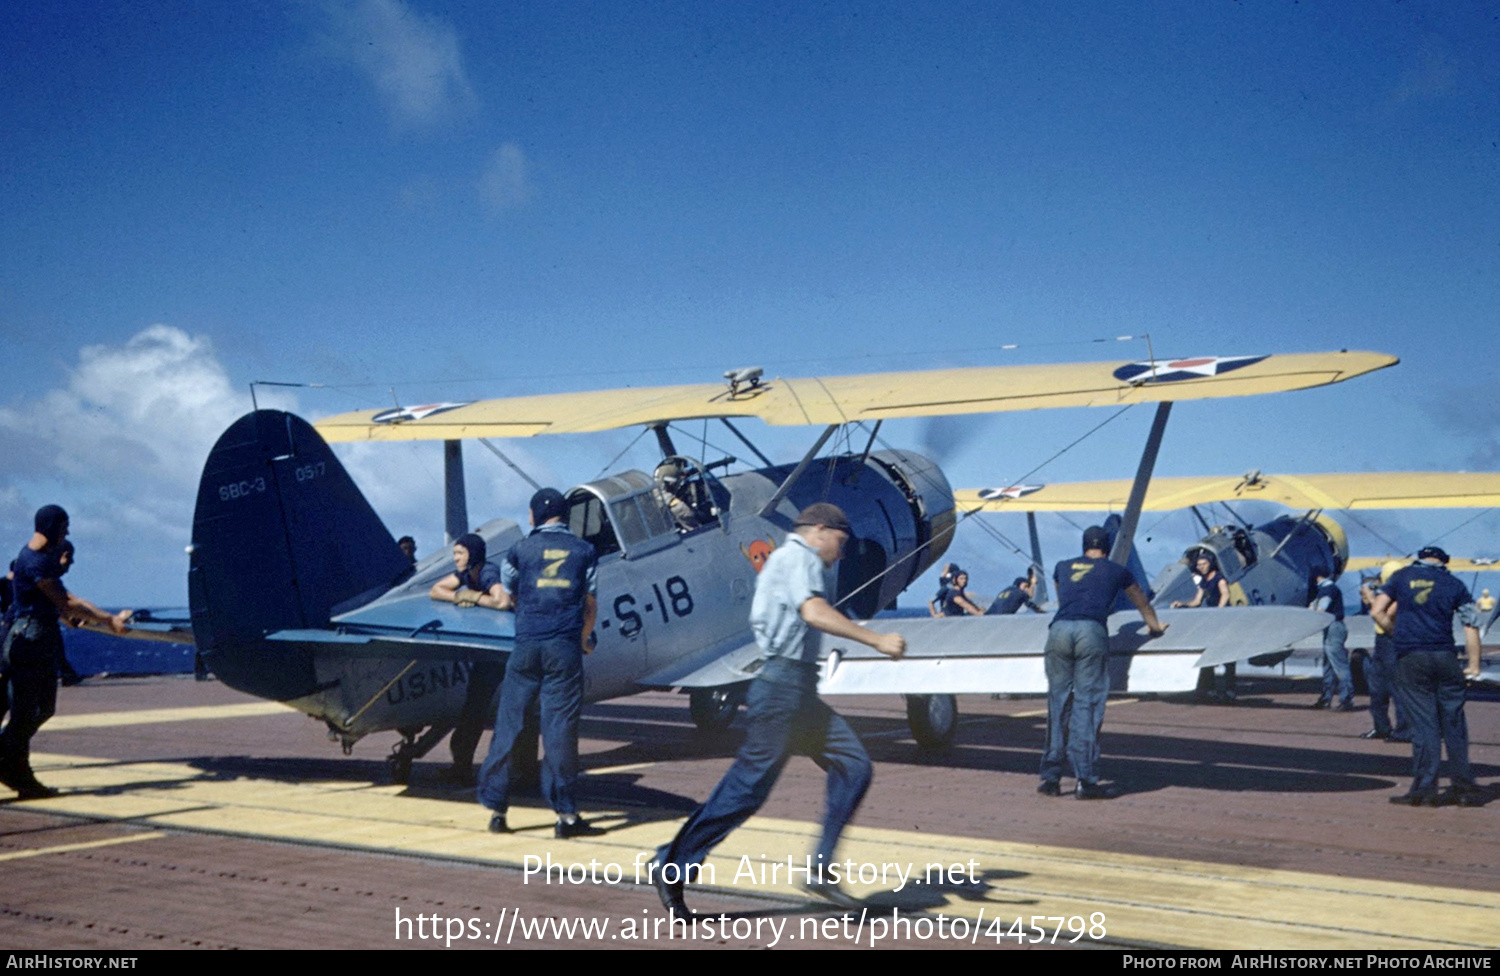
[567,470,674,560]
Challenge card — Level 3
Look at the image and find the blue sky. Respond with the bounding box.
[3,1,1497,606]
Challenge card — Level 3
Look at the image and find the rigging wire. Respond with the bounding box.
[1427,507,1496,546]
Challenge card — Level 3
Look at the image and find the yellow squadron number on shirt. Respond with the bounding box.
[1070,562,1095,583]
[1409,578,1435,605]
[536,549,575,589]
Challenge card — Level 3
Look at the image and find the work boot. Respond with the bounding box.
[555,816,606,839]
[649,850,690,917]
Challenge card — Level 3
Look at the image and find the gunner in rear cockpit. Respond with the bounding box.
[654,460,701,532]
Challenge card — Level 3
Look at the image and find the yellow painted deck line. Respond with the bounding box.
[44,702,298,731]
[1014,697,1139,719]
[590,762,658,775]
[0,832,163,862]
[20,751,1499,950]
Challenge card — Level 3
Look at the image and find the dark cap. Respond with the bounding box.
[1012,577,1029,588]
[1417,545,1450,564]
[1310,564,1330,580]
[34,504,69,544]
[530,488,569,525]
[794,502,851,534]
[454,533,487,567]
[1082,525,1110,552]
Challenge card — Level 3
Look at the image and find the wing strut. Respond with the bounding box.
[478,438,542,491]
[651,423,678,459]
[758,424,839,518]
[444,440,468,544]
[1027,511,1049,604]
[720,418,774,468]
[1109,403,1171,567]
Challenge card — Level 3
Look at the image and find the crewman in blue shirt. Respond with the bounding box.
[987,575,1040,615]
[1172,553,1235,702]
[1,506,131,799]
[940,569,984,616]
[1310,566,1355,711]
[477,489,601,838]
[1039,526,1166,800]
[1371,546,1483,807]
[927,563,958,617]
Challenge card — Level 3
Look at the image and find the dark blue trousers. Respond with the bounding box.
[450,660,505,768]
[476,637,583,817]
[1365,633,1407,737]
[0,617,61,771]
[660,657,872,871]
[1393,649,1472,795]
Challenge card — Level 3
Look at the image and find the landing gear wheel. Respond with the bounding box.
[905,694,957,750]
[387,752,413,785]
[690,686,745,732]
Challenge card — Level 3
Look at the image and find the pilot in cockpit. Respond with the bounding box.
[654,459,701,532]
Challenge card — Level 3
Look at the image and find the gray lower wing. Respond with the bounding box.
[816,607,1332,696]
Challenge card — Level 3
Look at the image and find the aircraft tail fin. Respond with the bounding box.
[189,410,411,700]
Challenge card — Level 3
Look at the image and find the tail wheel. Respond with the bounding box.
[689,686,745,732]
[905,694,958,750]
[387,752,413,785]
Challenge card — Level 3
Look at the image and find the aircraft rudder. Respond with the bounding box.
[189,410,409,700]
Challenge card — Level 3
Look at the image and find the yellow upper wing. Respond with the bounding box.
[1346,556,1500,574]
[958,471,1500,513]
[314,350,1395,442]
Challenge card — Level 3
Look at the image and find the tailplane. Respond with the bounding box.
[188,410,410,700]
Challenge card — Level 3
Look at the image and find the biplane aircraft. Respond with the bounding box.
[957,470,1500,673]
[185,351,1393,776]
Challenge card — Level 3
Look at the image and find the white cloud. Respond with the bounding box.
[0,326,296,604]
[316,0,477,130]
[479,142,534,213]
[0,326,282,489]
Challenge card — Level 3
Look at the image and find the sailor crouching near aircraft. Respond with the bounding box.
[0,506,131,799]
[650,503,907,915]
[1039,526,1167,801]
[477,488,603,839]
[1371,546,1485,808]
[430,532,511,787]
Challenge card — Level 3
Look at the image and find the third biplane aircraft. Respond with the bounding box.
[186,351,1394,775]
[957,469,1500,673]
